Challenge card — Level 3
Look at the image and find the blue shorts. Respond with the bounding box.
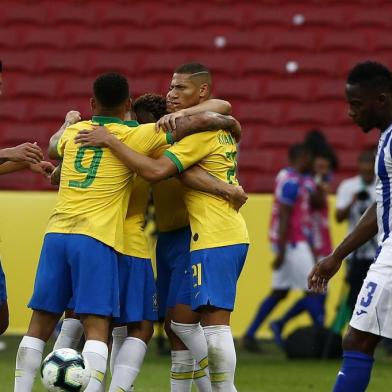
[156,226,192,319]
[190,244,249,311]
[0,262,7,305]
[114,255,158,324]
[29,233,120,317]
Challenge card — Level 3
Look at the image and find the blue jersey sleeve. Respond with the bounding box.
[279,180,299,205]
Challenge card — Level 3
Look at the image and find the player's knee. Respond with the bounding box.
[342,328,378,355]
[164,319,175,339]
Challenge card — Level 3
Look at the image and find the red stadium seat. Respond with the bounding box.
[69,30,119,50]
[0,101,28,122]
[238,149,288,172]
[236,103,283,125]
[3,4,47,26]
[319,32,370,52]
[241,55,289,76]
[62,78,94,99]
[248,7,295,27]
[255,128,307,148]
[264,78,311,101]
[0,28,20,49]
[99,6,147,27]
[48,3,96,26]
[141,53,190,75]
[266,31,317,52]
[87,53,139,76]
[286,103,338,126]
[1,51,40,74]
[337,150,361,171]
[322,127,358,149]
[0,171,39,190]
[300,6,347,27]
[217,32,266,51]
[129,78,163,97]
[314,79,346,101]
[10,78,58,99]
[30,103,69,122]
[195,54,240,75]
[0,125,50,146]
[238,172,277,193]
[199,7,245,28]
[39,53,89,75]
[149,7,196,27]
[170,32,217,51]
[293,55,340,77]
[214,79,260,100]
[21,29,68,50]
[349,8,392,28]
[120,31,169,51]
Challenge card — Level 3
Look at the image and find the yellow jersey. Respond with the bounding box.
[47,117,171,253]
[164,130,249,251]
[123,175,151,259]
[151,145,189,233]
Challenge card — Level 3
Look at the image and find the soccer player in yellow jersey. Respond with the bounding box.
[75,64,249,392]
[14,73,174,392]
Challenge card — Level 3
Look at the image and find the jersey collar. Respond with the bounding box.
[124,120,140,127]
[92,115,124,125]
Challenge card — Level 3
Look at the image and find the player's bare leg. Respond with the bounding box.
[109,321,153,392]
[79,315,110,392]
[15,310,62,391]
[200,306,236,392]
[333,326,380,392]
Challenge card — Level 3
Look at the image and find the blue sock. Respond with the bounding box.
[245,295,280,338]
[277,298,306,327]
[333,351,374,392]
[304,294,325,326]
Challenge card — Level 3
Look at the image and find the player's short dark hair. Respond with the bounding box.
[288,143,312,162]
[133,93,168,121]
[93,72,130,108]
[358,148,376,164]
[175,63,211,75]
[347,61,392,92]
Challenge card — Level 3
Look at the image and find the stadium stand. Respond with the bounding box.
[0,0,383,191]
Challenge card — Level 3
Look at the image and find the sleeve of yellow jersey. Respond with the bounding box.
[123,123,174,156]
[163,132,215,173]
[56,130,72,158]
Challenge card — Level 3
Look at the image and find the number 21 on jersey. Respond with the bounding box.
[192,263,202,288]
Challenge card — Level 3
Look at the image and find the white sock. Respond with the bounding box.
[53,318,84,351]
[194,361,213,392]
[110,326,127,375]
[14,336,45,392]
[203,326,237,392]
[108,337,147,392]
[170,350,194,392]
[171,321,211,392]
[83,340,108,392]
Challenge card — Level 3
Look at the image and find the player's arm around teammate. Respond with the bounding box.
[74,111,239,182]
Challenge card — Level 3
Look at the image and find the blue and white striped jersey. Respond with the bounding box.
[375,124,392,245]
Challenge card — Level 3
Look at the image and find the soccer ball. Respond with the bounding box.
[40,348,90,391]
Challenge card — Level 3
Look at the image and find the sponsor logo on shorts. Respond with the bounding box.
[195,291,200,299]
[355,309,368,316]
[152,293,158,312]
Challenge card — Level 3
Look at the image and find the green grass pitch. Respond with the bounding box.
[1,336,392,391]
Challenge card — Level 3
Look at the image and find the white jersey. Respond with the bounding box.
[375,124,392,247]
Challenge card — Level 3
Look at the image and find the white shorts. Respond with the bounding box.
[350,241,392,339]
[272,241,314,290]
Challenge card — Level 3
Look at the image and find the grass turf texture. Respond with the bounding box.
[1,336,392,391]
